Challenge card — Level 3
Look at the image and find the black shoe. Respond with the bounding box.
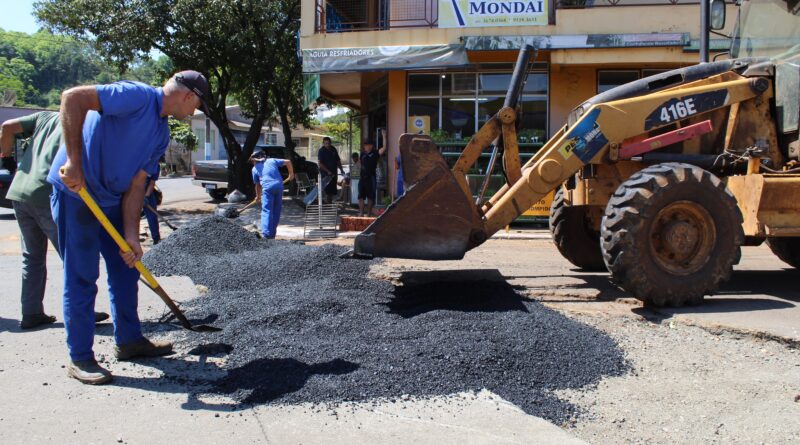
[114,337,174,361]
[94,312,110,323]
[20,313,57,329]
[67,359,112,385]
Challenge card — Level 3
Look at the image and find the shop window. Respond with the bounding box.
[442,98,476,141]
[265,133,279,145]
[408,98,440,134]
[598,70,639,94]
[445,73,476,96]
[408,74,440,97]
[408,69,549,144]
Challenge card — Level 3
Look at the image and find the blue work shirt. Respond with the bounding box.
[252,158,287,193]
[47,81,169,207]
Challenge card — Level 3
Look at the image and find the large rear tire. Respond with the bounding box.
[208,189,227,201]
[601,163,743,306]
[767,238,800,268]
[549,188,606,271]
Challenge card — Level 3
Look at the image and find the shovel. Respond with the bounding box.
[74,186,221,332]
[144,202,178,230]
[225,198,259,219]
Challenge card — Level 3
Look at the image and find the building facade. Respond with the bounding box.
[299,0,736,199]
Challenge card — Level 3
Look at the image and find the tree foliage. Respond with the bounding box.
[320,111,361,154]
[34,0,306,195]
[0,28,171,108]
[168,117,198,152]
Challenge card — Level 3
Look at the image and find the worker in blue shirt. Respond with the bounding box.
[251,151,295,238]
[48,71,211,385]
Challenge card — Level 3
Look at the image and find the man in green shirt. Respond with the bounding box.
[0,111,108,329]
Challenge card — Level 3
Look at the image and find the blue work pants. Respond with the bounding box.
[260,186,283,239]
[51,190,143,362]
[143,193,160,243]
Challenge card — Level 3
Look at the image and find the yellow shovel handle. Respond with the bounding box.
[76,187,160,289]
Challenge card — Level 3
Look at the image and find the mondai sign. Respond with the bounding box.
[439,0,548,28]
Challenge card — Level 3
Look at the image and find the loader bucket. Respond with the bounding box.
[353,135,484,260]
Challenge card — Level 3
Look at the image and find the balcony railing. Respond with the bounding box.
[315,0,438,33]
[315,0,701,34]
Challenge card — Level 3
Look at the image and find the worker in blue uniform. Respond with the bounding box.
[251,151,295,238]
[143,172,161,244]
[48,70,211,385]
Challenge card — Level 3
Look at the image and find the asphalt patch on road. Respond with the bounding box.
[143,216,628,423]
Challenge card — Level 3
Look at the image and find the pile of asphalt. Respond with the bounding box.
[143,217,628,423]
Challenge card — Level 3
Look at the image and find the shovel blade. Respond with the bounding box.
[354,135,484,260]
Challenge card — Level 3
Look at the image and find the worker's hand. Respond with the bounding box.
[120,237,143,268]
[285,173,295,183]
[60,160,85,193]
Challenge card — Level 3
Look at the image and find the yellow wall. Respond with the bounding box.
[549,65,596,137]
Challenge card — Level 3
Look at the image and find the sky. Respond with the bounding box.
[0,0,41,34]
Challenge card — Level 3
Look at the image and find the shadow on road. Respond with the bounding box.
[109,354,359,412]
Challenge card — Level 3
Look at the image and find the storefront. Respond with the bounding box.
[299,0,736,207]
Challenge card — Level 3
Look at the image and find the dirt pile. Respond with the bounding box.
[143,217,628,423]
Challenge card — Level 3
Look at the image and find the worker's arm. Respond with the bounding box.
[336,150,345,175]
[284,160,295,183]
[119,170,148,268]
[0,119,22,158]
[254,182,262,202]
[60,86,102,192]
[145,179,156,197]
[378,129,388,156]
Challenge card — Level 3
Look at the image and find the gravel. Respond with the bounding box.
[143,217,629,423]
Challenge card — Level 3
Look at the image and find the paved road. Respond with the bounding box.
[1,178,797,443]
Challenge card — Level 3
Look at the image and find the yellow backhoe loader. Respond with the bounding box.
[354,0,800,307]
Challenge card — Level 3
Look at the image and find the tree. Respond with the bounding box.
[321,111,361,154]
[35,0,301,196]
[168,117,198,152]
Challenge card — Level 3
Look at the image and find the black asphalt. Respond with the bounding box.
[143,216,629,423]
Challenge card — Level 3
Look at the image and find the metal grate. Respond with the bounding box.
[304,204,339,239]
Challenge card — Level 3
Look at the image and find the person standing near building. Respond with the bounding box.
[252,151,295,238]
[0,112,109,330]
[49,71,210,384]
[358,130,387,217]
[317,137,344,203]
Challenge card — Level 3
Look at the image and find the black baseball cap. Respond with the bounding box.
[175,70,211,114]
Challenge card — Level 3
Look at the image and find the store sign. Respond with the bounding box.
[439,0,548,28]
[408,116,431,135]
[522,190,554,218]
[302,45,468,73]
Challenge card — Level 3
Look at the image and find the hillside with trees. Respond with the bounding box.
[0,28,172,108]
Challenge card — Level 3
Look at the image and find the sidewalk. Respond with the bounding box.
[232,198,553,241]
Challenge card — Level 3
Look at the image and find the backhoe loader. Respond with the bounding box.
[354,0,800,307]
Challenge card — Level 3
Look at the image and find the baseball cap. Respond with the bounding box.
[175,70,211,114]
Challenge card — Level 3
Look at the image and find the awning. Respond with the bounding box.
[463,33,690,51]
[302,44,469,73]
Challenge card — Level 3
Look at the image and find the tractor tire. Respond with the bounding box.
[601,163,744,307]
[767,238,800,268]
[549,188,606,271]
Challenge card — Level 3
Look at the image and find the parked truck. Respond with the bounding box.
[192,144,319,200]
[354,0,800,307]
